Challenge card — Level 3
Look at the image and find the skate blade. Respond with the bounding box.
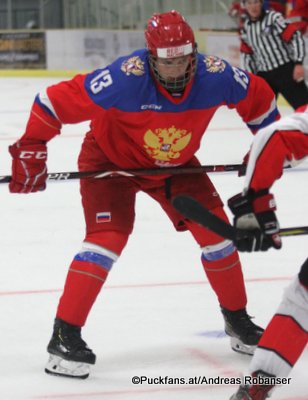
[45,354,90,379]
[230,337,256,356]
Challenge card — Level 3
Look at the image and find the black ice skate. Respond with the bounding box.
[221,307,264,356]
[45,318,96,379]
[229,371,274,400]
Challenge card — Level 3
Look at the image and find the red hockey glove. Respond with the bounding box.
[9,140,48,193]
[228,190,282,252]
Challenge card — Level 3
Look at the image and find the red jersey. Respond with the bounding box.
[20,50,278,174]
[287,0,308,33]
[244,105,308,192]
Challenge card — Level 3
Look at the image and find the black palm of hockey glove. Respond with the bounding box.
[228,190,282,252]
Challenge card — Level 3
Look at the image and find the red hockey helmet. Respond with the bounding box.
[145,10,197,93]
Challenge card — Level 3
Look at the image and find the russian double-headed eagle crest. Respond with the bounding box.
[143,126,192,162]
[121,56,145,76]
[204,55,226,73]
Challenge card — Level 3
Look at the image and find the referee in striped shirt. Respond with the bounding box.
[240,0,308,109]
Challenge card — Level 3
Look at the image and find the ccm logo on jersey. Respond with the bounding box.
[19,151,47,159]
[141,104,162,110]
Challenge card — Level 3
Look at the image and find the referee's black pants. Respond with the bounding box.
[258,62,308,109]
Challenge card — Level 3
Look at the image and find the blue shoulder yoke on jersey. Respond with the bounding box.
[84,50,253,113]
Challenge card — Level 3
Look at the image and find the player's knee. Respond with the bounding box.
[73,231,130,273]
[74,241,119,272]
[201,239,236,262]
[84,230,129,255]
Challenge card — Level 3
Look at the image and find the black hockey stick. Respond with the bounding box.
[172,195,308,238]
[0,163,245,184]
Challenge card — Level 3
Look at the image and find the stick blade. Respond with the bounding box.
[172,195,236,241]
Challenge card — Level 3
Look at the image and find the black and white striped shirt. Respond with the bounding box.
[240,10,305,73]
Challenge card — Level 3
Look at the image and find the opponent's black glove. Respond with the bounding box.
[228,189,282,252]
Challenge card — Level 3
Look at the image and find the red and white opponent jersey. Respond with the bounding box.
[244,104,308,192]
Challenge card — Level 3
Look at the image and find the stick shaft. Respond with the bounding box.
[0,163,245,183]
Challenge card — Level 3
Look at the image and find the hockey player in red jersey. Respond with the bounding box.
[287,0,308,33]
[228,105,308,399]
[9,10,280,378]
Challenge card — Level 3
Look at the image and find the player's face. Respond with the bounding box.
[155,55,191,81]
[245,0,263,20]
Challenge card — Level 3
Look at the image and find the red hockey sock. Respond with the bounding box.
[258,314,308,366]
[56,258,110,326]
[202,250,247,310]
